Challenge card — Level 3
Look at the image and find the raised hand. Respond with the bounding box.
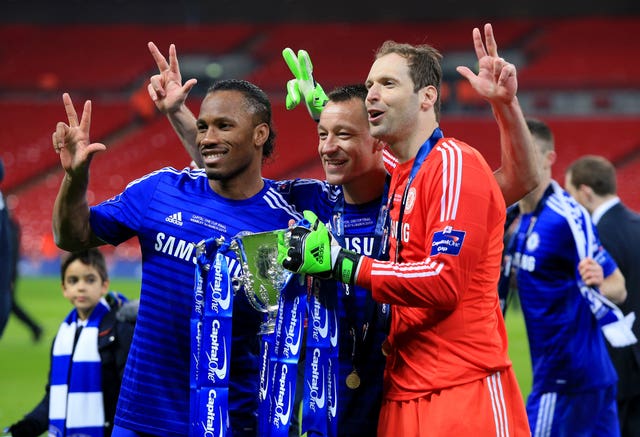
[52,93,106,175]
[456,23,518,105]
[282,48,328,121]
[147,42,198,114]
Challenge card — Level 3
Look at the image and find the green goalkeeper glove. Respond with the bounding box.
[277,210,362,284]
[282,48,328,122]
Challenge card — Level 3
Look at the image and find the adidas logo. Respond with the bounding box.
[165,212,183,226]
[310,246,324,263]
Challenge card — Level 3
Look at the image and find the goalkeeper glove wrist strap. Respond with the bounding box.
[333,249,362,284]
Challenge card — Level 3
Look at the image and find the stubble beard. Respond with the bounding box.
[205,160,252,184]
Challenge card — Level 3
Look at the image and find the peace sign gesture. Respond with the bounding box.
[456,23,518,105]
[282,48,328,121]
[52,93,106,175]
[147,42,198,115]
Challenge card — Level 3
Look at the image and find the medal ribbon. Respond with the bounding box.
[331,177,392,394]
[393,128,443,262]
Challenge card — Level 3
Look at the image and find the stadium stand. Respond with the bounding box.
[0,100,134,191]
[0,24,259,91]
[1,19,639,264]
[517,17,640,89]
[246,19,536,91]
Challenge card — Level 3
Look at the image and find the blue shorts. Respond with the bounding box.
[527,384,620,436]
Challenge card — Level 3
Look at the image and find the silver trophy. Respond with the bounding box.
[230,230,292,335]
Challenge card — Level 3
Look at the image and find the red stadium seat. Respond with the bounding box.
[3,19,640,262]
[0,24,259,91]
[246,20,536,91]
[518,17,640,89]
[0,99,134,191]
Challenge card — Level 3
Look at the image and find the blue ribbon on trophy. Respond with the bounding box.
[302,278,339,437]
[191,227,344,436]
[266,289,306,437]
[191,236,233,437]
[229,230,306,437]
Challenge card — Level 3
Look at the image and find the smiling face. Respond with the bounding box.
[62,259,109,320]
[365,53,424,152]
[196,90,268,184]
[317,98,383,187]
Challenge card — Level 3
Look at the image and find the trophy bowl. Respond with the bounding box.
[230,230,292,335]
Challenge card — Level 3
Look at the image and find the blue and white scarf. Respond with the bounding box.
[550,181,637,348]
[49,299,109,437]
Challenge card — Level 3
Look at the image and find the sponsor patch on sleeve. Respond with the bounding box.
[430,226,466,256]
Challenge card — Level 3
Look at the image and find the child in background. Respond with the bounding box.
[6,248,136,437]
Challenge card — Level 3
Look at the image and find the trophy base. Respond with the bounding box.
[259,324,275,336]
[258,312,277,335]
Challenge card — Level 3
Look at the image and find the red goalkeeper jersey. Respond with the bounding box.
[357,136,511,401]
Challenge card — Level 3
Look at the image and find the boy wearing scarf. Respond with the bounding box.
[7,249,135,437]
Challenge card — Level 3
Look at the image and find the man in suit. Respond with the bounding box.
[566,155,640,437]
[0,158,14,337]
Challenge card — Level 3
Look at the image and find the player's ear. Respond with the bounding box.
[420,85,438,111]
[101,279,110,297]
[579,183,596,202]
[253,123,269,147]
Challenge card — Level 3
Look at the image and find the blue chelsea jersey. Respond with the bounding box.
[275,178,388,436]
[274,178,384,257]
[511,187,618,394]
[90,167,302,437]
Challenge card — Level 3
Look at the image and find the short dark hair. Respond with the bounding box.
[327,84,368,103]
[207,79,276,158]
[526,118,554,152]
[326,84,369,121]
[60,248,108,283]
[375,40,443,121]
[567,155,617,196]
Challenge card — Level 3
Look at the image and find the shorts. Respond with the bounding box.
[527,383,619,436]
[378,368,529,436]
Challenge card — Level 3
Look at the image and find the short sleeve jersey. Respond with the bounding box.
[511,184,618,394]
[359,137,511,400]
[90,167,302,437]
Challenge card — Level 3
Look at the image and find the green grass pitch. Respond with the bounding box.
[0,277,531,432]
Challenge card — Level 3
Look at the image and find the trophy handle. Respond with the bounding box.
[230,230,292,334]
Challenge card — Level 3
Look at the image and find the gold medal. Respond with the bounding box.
[381,338,391,356]
[346,370,361,389]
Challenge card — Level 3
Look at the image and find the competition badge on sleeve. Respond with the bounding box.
[230,230,294,335]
